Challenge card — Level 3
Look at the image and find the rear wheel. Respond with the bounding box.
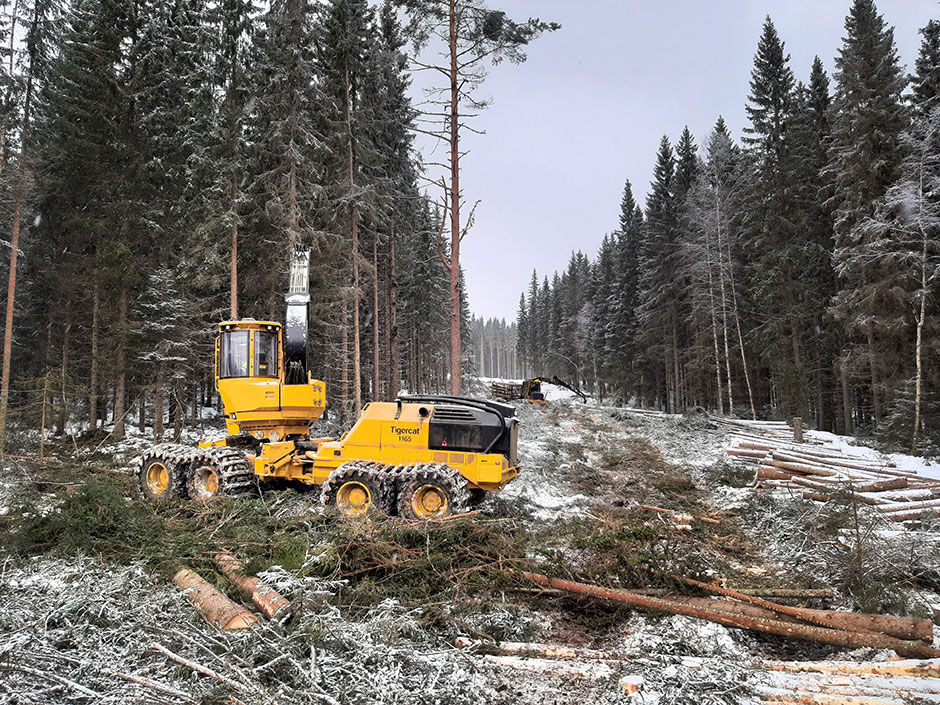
[185,448,255,500]
[397,465,469,520]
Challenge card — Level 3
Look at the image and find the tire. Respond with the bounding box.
[397,464,469,520]
[186,448,255,500]
[320,462,391,518]
[136,445,190,502]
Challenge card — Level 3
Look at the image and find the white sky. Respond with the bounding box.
[409,0,939,321]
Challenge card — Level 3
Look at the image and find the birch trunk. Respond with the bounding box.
[56,314,70,436]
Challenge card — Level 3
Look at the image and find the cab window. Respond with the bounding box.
[254,331,278,377]
[220,330,250,378]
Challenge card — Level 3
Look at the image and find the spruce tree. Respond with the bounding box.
[913,19,940,115]
[638,135,678,411]
[827,0,908,427]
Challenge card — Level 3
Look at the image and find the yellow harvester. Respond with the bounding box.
[135,246,520,518]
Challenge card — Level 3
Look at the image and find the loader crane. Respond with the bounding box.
[135,245,520,519]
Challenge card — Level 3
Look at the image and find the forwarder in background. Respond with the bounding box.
[135,245,520,519]
[491,376,587,405]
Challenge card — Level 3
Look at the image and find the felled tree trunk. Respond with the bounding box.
[520,572,940,659]
[214,551,291,619]
[173,568,257,630]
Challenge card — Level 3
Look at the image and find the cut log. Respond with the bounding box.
[173,568,258,630]
[754,684,905,704]
[767,460,837,477]
[854,478,908,493]
[518,571,940,659]
[884,508,940,523]
[763,658,940,678]
[876,488,935,502]
[759,467,794,480]
[666,596,932,642]
[483,655,613,679]
[790,477,888,505]
[455,637,624,662]
[214,552,292,620]
[656,571,889,638]
[878,498,940,514]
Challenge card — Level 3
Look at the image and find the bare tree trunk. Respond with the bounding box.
[841,361,853,435]
[372,240,379,401]
[866,330,881,426]
[344,67,361,413]
[113,284,128,440]
[138,387,146,434]
[230,174,238,319]
[89,274,100,430]
[56,314,71,436]
[671,305,680,413]
[154,367,164,442]
[172,387,183,442]
[389,226,399,399]
[716,230,734,413]
[340,308,349,424]
[447,0,462,395]
[705,228,724,414]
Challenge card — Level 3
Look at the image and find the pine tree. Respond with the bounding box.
[790,57,839,430]
[396,0,557,394]
[606,180,642,399]
[213,0,257,319]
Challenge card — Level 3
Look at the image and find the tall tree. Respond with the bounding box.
[827,0,908,428]
[0,0,61,447]
[397,0,557,394]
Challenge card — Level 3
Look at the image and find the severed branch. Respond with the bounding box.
[104,668,195,701]
[151,642,252,695]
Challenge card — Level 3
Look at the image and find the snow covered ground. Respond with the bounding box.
[4,390,940,704]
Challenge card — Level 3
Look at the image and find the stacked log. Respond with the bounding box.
[491,381,523,401]
[757,658,940,703]
[723,422,940,524]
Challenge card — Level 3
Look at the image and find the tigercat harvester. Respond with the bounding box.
[135,245,520,519]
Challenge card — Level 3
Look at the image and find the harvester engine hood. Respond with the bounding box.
[398,395,518,466]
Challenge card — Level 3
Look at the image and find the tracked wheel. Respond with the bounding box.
[397,464,469,520]
[186,448,256,500]
[320,462,392,517]
[135,444,192,502]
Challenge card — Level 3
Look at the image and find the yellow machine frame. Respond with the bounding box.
[203,321,517,494]
[213,320,326,441]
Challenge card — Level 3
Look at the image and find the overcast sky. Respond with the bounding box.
[409,0,939,321]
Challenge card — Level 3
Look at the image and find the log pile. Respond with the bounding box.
[723,420,940,524]
[756,658,940,704]
[491,381,523,401]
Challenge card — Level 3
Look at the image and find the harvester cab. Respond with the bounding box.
[135,244,521,519]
